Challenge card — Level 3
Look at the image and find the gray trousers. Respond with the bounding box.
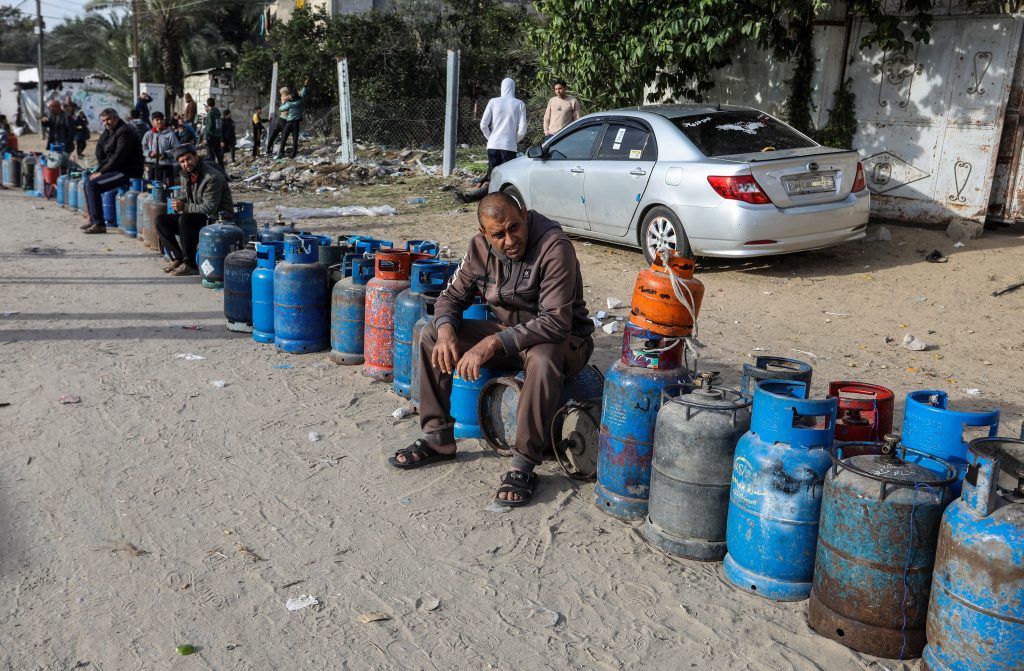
[418,320,593,465]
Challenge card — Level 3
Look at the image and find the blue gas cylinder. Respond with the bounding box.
[102,189,118,228]
[478,365,605,456]
[135,183,155,242]
[410,290,442,411]
[35,159,46,199]
[67,173,81,211]
[224,246,258,332]
[922,437,1024,671]
[393,260,457,397]
[405,239,440,257]
[115,188,126,228]
[233,202,257,240]
[76,176,86,217]
[197,218,245,289]
[1,154,9,187]
[274,236,330,353]
[902,390,1000,497]
[723,379,837,601]
[252,242,283,344]
[348,236,393,255]
[329,255,376,365]
[808,436,957,659]
[56,174,68,207]
[741,355,813,395]
[453,368,504,440]
[121,178,144,237]
[166,186,182,214]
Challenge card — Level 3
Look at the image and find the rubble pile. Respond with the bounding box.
[229,139,484,195]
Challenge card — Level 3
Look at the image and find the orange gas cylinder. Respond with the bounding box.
[629,253,704,337]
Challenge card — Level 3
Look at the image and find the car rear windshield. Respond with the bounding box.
[672,111,816,157]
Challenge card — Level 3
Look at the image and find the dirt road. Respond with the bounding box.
[0,185,1021,670]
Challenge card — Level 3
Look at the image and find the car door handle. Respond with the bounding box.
[570,166,585,174]
[629,168,647,176]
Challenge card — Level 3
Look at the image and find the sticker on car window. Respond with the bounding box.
[629,149,642,159]
[613,143,621,150]
[680,116,711,127]
[614,128,626,143]
[716,121,766,135]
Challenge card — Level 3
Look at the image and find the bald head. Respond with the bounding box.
[477,191,522,225]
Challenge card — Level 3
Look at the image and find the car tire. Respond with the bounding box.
[640,206,691,264]
[501,185,526,209]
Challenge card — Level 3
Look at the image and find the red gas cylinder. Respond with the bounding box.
[363,249,413,381]
[629,253,704,337]
[828,381,895,456]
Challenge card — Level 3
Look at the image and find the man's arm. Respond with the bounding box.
[479,101,493,140]
[432,249,480,333]
[543,99,553,136]
[496,238,579,354]
[516,102,528,143]
[183,174,226,215]
[572,98,582,121]
[97,129,136,173]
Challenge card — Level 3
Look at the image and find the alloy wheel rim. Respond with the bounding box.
[646,216,677,258]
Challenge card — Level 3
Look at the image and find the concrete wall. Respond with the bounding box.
[180,70,261,121]
[0,63,31,122]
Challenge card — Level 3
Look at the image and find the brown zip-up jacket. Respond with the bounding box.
[434,211,594,354]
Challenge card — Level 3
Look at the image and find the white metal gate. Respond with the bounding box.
[849,14,1024,223]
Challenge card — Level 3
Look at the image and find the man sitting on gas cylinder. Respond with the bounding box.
[389,192,595,507]
[155,144,234,276]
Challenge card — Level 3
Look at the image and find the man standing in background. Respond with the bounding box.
[203,97,224,168]
[183,93,197,126]
[479,78,527,184]
[251,106,266,158]
[222,110,236,165]
[40,99,73,150]
[543,79,582,139]
[277,78,310,159]
[135,91,152,125]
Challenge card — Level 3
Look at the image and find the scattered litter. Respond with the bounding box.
[992,280,1024,297]
[109,542,148,556]
[181,324,202,331]
[485,501,511,514]
[906,367,918,373]
[1,311,19,317]
[792,349,817,359]
[234,543,264,562]
[876,226,892,241]
[762,291,773,296]
[286,595,320,611]
[591,317,603,328]
[400,497,412,506]
[752,347,770,352]
[406,196,426,204]
[902,334,928,351]
[272,364,293,369]
[602,322,619,335]
[264,205,397,220]
[175,644,195,656]
[530,607,560,628]
[176,353,206,361]
[357,611,390,623]
[953,241,965,248]
[312,362,329,371]
[595,310,607,319]
[316,186,337,193]
[0,402,10,408]
[308,431,321,443]
[392,406,413,419]
[416,596,441,612]
[823,312,848,317]
[884,335,895,344]
[316,456,341,467]
[210,380,227,388]
[439,245,454,259]
[58,394,81,405]
[966,388,981,396]
[924,250,948,263]
[912,295,928,303]
[606,297,624,309]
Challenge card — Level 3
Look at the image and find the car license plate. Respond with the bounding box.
[785,173,835,195]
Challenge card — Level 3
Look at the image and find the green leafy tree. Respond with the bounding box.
[529,0,934,109]
[0,7,37,64]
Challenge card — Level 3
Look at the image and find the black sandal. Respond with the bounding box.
[494,470,537,507]
[388,439,457,470]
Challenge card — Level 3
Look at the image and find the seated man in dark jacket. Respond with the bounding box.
[156,144,234,276]
[82,108,145,234]
[390,192,595,507]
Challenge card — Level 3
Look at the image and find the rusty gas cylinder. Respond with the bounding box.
[628,253,704,337]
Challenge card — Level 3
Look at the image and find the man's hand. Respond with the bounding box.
[455,335,503,383]
[89,172,102,181]
[431,323,460,375]
[171,198,184,213]
[303,77,310,87]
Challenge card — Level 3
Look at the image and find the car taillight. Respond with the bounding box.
[852,162,866,192]
[707,175,771,205]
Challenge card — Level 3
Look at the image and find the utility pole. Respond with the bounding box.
[130,0,141,103]
[337,58,353,164]
[34,0,44,137]
[442,50,460,177]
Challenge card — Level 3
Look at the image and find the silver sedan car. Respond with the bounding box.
[489,104,870,262]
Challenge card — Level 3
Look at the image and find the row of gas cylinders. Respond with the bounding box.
[5,148,72,198]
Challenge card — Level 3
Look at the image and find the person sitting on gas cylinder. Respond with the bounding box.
[81,108,145,234]
[155,144,234,276]
[389,192,595,507]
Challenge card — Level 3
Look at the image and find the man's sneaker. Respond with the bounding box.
[170,264,199,276]
[82,224,106,234]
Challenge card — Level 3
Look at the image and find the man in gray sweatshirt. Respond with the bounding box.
[389,192,594,507]
[141,112,180,183]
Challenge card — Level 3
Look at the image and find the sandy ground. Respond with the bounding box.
[1,181,1023,671]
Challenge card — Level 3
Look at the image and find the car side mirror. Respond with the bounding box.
[526,145,546,159]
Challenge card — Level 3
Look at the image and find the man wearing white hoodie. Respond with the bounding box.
[479,77,528,184]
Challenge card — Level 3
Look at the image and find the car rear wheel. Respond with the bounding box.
[501,185,525,209]
[640,206,691,264]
